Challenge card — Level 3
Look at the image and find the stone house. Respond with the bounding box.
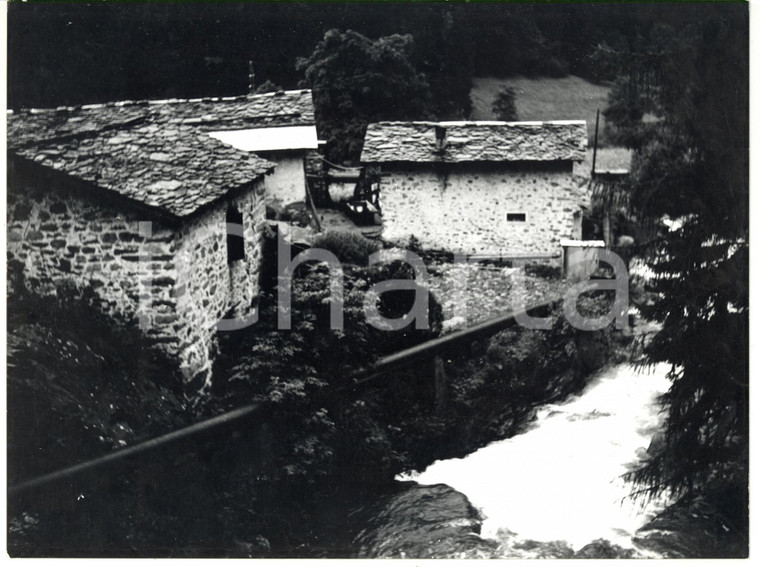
[361,120,589,258]
[6,95,289,393]
[206,89,325,209]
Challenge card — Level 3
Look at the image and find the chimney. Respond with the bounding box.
[434,124,447,154]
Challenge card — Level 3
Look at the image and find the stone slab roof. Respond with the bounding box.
[590,147,633,174]
[360,120,587,164]
[7,89,317,218]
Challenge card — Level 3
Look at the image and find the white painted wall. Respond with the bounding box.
[262,152,307,208]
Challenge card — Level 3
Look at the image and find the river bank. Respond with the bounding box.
[8,276,622,556]
[18,264,732,558]
[359,362,672,559]
[350,336,747,559]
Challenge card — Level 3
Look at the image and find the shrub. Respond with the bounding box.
[253,80,282,94]
[402,235,455,264]
[7,282,189,485]
[311,230,382,265]
[525,262,562,280]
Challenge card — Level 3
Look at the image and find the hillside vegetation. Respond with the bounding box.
[470,75,612,145]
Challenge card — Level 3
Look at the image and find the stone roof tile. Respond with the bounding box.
[360,120,587,163]
[7,90,316,218]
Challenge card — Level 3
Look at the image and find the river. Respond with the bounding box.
[355,362,673,558]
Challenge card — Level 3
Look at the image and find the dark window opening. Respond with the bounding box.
[434,125,447,154]
[507,213,526,222]
[227,206,245,263]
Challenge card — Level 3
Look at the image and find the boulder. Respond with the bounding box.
[575,539,636,558]
[575,330,610,371]
[354,482,495,559]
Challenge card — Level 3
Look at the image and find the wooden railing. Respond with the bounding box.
[9,297,559,498]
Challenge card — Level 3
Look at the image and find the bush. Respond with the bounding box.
[524,262,561,280]
[7,281,189,484]
[211,255,444,485]
[402,235,455,265]
[311,230,382,265]
[253,80,282,94]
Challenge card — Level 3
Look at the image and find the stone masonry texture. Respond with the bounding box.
[377,163,590,257]
[7,168,267,394]
[361,121,587,163]
[5,90,309,395]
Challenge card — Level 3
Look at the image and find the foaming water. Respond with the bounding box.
[401,363,672,554]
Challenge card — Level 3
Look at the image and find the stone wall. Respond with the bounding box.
[7,176,180,351]
[173,181,267,390]
[7,165,267,394]
[378,162,589,257]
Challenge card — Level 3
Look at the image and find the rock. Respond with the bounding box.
[575,330,609,371]
[148,152,172,162]
[575,539,636,558]
[354,482,495,559]
[442,316,467,332]
[634,491,748,558]
[488,529,577,559]
[510,538,575,558]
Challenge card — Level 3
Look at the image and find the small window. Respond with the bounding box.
[506,213,526,222]
[226,206,245,263]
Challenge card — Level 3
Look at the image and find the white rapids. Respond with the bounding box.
[400,363,673,554]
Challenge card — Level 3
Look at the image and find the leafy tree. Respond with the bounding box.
[404,8,472,120]
[297,29,433,163]
[492,87,518,121]
[600,8,748,545]
[211,235,443,484]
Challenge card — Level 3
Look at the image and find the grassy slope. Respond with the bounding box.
[470,75,612,145]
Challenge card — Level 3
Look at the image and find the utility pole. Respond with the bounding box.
[592,108,600,176]
[591,108,612,246]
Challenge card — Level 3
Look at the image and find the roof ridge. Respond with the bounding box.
[369,120,587,127]
[9,89,313,114]
[245,88,312,99]
[362,120,588,163]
